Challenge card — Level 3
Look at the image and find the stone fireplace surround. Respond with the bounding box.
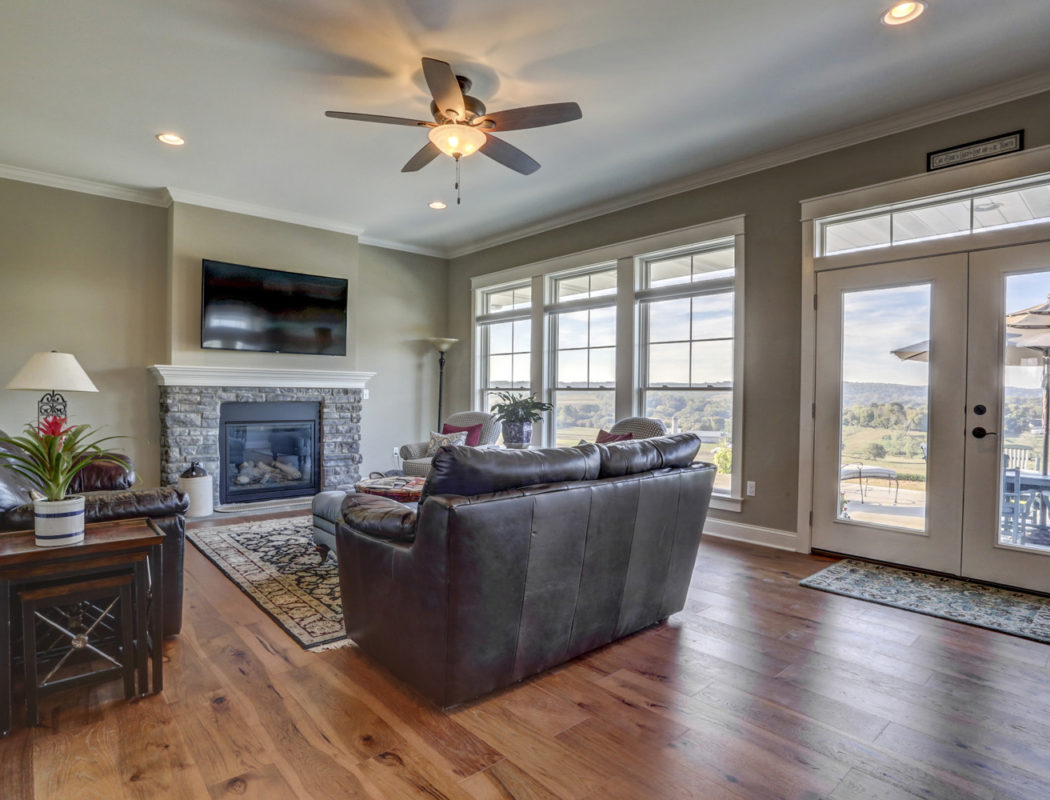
[149,365,374,507]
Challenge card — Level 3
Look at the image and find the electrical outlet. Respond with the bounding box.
[746,480,756,496]
[391,447,400,464]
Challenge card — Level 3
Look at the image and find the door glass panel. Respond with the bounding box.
[839,284,931,531]
[1000,271,1050,551]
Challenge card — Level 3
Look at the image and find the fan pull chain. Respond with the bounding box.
[455,156,462,205]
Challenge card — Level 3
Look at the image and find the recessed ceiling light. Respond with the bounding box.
[156,132,185,146]
[882,2,926,25]
[428,201,447,210]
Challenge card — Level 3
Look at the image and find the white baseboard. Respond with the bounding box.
[703,516,799,551]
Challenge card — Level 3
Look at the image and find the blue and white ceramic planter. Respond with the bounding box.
[501,421,533,449]
[33,495,86,547]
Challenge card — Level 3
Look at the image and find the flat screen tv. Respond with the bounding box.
[201,260,348,355]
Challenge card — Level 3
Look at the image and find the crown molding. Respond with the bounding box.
[4,69,1049,262]
[163,188,365,237]
[148,364,374,389]
[446,69,1050,259]
[357,235,446,259]
[0,163,169,206]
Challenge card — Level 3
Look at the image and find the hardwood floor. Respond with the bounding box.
[3,513,1050,799]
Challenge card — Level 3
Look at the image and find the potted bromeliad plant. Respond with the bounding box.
[489,392,553,449]
[0,417,127,546]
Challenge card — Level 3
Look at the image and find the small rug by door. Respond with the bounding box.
[187,515,348,651]
[800,559,1050,644]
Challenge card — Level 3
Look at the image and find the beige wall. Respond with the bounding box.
[358,244,450,471]
[447,89,1050,534]
[0,179,168,485]
[167,205,449,473]
[168,202,360,368]
[1,189,448,489]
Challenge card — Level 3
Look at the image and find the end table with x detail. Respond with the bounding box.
[0,517,164,735]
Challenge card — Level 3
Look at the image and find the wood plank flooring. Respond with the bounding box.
[3,512,1050,799]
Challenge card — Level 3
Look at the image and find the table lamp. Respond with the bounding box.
[5,351,99,422]
[427,337,458,427]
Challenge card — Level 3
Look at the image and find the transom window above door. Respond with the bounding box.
[816,173,1050,257]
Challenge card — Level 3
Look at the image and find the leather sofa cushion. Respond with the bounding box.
[596,433,701,478]
[68,457,137,493]
[0,487,190,533]
[341,492,418,542]
[422,443,601,503]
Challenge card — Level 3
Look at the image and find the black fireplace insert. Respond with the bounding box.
[218,401,321,504]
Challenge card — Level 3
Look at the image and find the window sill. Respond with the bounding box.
[709,495,742,513]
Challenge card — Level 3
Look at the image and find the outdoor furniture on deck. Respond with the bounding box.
[840,463,900,504]
[1001,468,1041,544]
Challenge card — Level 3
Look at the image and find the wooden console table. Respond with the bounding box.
[0,517,164,735]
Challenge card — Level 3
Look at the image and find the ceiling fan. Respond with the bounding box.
[325,57,582,177]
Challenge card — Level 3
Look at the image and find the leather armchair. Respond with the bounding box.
[0,434,189,637]
[336,434,715,707]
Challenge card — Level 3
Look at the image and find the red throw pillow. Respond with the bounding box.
[596,429,633,443]
[442,422,484,447]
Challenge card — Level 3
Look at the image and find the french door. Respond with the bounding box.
[813,242,1050,593]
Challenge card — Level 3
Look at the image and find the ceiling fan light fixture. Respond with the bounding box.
[428,200,447,210]
[882,2,926,25]
[428,123,486,159]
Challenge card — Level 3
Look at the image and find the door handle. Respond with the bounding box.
[972,427,997,439]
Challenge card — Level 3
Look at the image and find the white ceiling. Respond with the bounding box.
[3,0,1050,257]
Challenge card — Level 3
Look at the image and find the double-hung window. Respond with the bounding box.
[639,239,738,494]
[549,265,617,446]
[476,283,532,414]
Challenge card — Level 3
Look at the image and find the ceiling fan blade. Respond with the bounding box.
[480,135,540,175]
[325,110,431,127]
[401,142,441,172]
[421,57,465,120]
[476,102,582,131]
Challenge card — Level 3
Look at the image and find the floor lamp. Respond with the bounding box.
[5,351,99,424]
[427,338,458,428]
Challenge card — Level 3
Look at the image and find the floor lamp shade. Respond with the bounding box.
[6,351,99,420]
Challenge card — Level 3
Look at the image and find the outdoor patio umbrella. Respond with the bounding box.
[891,296,1050,477]
[1004,294,1050,479]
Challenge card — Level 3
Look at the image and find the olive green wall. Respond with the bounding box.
[0,179,168,484]
[446,89,1050,534]
[0,187,449,487]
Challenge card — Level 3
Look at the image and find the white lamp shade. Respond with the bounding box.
[427,337,459,353]
[6,351,99,393]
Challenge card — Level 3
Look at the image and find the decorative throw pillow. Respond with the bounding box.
[425,430,468,458]
[442,422,484,447]
[596,429,634,443]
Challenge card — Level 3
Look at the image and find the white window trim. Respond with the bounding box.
[636,234,745,502]
[475,281,533,412]
[797,142,1050,553]
[471,216,745,507]
[548,263,620,444]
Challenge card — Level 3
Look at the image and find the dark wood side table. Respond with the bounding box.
[0,517,164,736]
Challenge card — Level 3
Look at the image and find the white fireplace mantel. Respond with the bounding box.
[148,364,375,391]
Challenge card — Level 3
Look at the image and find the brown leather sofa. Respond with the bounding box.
[0,434,189,637]
[336,433,715,707]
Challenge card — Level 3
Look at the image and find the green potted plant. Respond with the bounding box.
[0,417,127,546]
[490,392,553,449]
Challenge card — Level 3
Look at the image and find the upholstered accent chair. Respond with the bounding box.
[399,411,500,476]
[609,416,668,439]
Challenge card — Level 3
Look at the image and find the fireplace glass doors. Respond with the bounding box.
[218,402,321,504]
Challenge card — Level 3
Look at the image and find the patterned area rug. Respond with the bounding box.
[801,559,1050,643]
[187,515,348,651]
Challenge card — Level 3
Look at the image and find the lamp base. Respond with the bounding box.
[38,391,67,423]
